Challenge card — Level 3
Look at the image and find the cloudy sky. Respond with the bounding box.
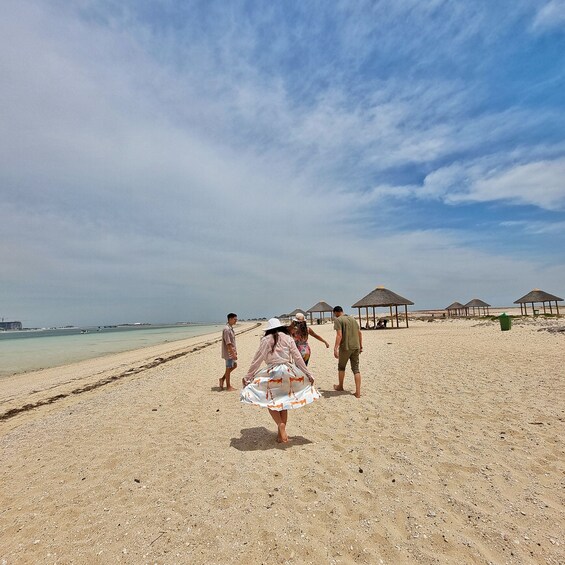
[1,0,564,326]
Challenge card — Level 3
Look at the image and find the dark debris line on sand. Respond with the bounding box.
[0,323,261,422]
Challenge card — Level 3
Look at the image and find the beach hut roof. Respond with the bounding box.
[288,308,306,317]
[514,289,563,304]
[446,301,466,310]
[465,298,491,308]
[306,301,333,313]
[352,286,414,308]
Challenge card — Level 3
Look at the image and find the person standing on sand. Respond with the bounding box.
[332,306,363,398]
[241,318,320,443]
[220,313,238,391]
[289,312,329,365]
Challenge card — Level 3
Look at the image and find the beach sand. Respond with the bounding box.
[1,317,563,564]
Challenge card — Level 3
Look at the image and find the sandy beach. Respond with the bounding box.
[1,317,563,564]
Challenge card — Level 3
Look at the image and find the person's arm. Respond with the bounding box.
[358,329,363,353]
[308,327,329,348]
[243,337,270,384]
[223,329,237,360]
[334,329,342,359]
[227,341,237,360]
[289,339,314,383]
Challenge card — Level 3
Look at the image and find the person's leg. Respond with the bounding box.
[224,363,237,391]
[269,409,288,442]
[220,360,230,389]
[334,349,350,391]
[351,351,361,398]
[354,372,361,398]
[220,360,237,391]
[333,370,346,391]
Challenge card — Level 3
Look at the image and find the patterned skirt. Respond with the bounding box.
[240,363,320,411]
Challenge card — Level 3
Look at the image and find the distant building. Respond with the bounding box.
[0,321,23,330]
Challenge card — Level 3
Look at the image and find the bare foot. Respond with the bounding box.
[333,384,344,391]
[226,386,236,392]
[219,377,225,390]
[354,392,361,398]
[278,423,289,443]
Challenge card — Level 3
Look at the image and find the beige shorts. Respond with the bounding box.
[338,348,360,374]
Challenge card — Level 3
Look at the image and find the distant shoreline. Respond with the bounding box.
[0,323,233,377]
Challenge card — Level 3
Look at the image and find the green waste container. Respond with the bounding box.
[499,313,511,331]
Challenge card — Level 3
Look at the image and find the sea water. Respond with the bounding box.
[0,324,224,377]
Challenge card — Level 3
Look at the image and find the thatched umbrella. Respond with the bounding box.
[306,301,333,324]
[352,286,414,328]
[446,301,468,318]
[288,308,306,318]
[514,289,563,316]
[464,298,491,316]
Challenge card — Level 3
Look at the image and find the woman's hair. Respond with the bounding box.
[293,320,308,340]
[265,325,290,352]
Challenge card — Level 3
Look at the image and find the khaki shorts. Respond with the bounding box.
[338,348,360,374]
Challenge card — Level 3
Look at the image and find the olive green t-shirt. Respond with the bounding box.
[334,314,360,350]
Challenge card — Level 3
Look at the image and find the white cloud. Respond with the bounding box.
[532,0,565,33]
[500,220,565,235]
[376,152,565,211]
[453,158,565,210]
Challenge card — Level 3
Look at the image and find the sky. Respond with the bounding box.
[1,0,564,327]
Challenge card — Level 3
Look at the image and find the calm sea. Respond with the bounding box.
[0,324,224,377]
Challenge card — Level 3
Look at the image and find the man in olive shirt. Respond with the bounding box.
[332,306,363,398]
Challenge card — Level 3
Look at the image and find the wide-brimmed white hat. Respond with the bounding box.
[265,317,285,331]
[292,312,305,322]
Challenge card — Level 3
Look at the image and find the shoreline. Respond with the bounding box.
[0,323,232,378]
[0,322,260,427]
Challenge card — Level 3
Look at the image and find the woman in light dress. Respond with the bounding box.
[241,318,320,443]
[288,312,329,365]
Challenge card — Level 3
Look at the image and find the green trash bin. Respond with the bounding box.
[499,313,511,331]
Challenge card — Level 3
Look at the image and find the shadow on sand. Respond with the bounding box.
[230,426,313,451]
[318,388,352,399]
[211,386,238,392]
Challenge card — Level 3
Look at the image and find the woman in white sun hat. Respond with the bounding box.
[241,318,320,443]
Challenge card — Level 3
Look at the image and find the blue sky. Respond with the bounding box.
[1,0,564,326]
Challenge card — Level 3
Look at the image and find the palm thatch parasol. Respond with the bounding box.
[445,301,468,318]
[351,286,414,328]
[464,298,491,316]
[306,301,333,324]
[288,308,306,317]
[514,289,563,316]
